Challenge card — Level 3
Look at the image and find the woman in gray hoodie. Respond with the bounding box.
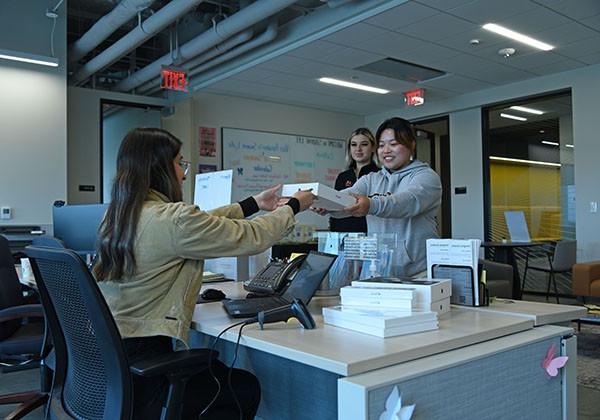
[326,117,442,277]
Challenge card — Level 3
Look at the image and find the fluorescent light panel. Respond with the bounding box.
[566,144,574,148]
[541,141,559,146]
[0,48,59,67]
[490,156,561,167]
[509,105,544,115]
[482,23,554,51]
[318,77,389,94]
[500,113,527,121]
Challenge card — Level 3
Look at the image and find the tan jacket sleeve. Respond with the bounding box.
[206,203,245,219]
[171,203,295,259]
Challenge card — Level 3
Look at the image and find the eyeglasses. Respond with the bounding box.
[179,159,191,176]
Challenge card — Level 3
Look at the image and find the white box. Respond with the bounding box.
[281,182,355,210]
[351,278,452,305]
[416,297,451,316]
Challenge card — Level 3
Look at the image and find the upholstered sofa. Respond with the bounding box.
[572,261,600,298]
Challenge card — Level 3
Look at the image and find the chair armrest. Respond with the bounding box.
[572,261,600,296]
[0,304,44,323]
[130,348,216,378]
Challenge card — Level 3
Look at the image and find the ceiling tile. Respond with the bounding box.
[365,1,438,30]
[322,23,392,47]
[495,7,572,33]
[415,0,478,11]
[454,62,534,85]
[532,0,600,20]
[558,35,600,59]
[350,31,431,57]
[578,51,600,65]
[528,59,584,75]
[504,51,569,71]
[312,47,386,69]
[430,53,496,73]
[418,74,494,93]
[231,68,279,82]
[396,13,478,42]
[581,13,600,31]
[287,40,343,60]
[533,22,599,47]
[434,28,506,53]
[445,0,537,24]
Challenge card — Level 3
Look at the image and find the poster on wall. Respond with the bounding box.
[199,126,216,157]
[198,164,217,173]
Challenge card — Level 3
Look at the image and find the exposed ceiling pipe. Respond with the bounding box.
[72,0,204,85]
[185,21,279,91]
[189,0,410,91]
[137,28,255,94]
[69,0,154,64]
[324,0,356,8]
[114,0,297,92]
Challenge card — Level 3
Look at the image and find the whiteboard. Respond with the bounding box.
[222,127,346,228]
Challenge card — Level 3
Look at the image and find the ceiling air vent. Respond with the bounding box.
[356,58,445,83]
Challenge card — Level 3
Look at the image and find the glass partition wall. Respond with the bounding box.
[483,91,574,296]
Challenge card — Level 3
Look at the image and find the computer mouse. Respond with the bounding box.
[200,288,226,301]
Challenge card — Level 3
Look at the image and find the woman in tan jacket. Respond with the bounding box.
[93,127,314,419]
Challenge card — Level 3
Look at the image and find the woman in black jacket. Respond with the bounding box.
[330,127,379,233]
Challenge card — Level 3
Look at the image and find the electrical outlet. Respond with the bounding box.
[1,206,11,220]
[591,202,598,213]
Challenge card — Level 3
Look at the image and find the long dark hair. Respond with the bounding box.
[346,127,377,169]
[375,117,416,155]
[94,127,183,282]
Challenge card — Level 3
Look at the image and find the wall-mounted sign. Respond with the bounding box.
[404,88,425,106]
[160,66,188,92]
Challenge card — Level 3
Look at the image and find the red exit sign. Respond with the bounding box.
[161,67,188,92]
[404,88,425,106]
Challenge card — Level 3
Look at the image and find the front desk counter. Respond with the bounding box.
[190,282,577,420]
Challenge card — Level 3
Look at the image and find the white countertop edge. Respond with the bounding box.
[340,324,573,388]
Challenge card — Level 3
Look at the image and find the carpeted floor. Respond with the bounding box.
[575,322,600,391]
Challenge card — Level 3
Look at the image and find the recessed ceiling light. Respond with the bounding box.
[318,77,389,94]
[541,141,559,146]
[510,105,544,115]
[566,144,574,148]
[539,130,545,134]
[482,23,554,51]
[0,48,59,67]
[490,156,561,167]
[500,113,527,121]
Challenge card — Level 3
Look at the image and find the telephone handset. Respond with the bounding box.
[244,255,307,295]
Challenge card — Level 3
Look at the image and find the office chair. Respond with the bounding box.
[26,245,214,420]
[0,235,49,419]
[31,236,65,248]
[522,240,577,303]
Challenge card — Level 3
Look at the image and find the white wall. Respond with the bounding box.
[67,87,166,204]
[365,63,600,261]
[0,0,66,228]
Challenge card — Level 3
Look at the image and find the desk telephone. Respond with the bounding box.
[244,255,307,294]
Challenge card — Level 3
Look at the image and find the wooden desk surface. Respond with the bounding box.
[192,282,533,376]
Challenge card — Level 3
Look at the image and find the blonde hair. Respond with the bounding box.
[346,127,377,169]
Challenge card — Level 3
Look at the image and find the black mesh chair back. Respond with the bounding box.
[26,245,132,420]
[0,235,24,339]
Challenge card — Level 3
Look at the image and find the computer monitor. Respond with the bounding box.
[52,203,108,254]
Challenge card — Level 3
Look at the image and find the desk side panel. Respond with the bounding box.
[190,329,341,420]
[339,326,573,420]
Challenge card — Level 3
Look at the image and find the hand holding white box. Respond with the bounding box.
[281,182,355,211]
